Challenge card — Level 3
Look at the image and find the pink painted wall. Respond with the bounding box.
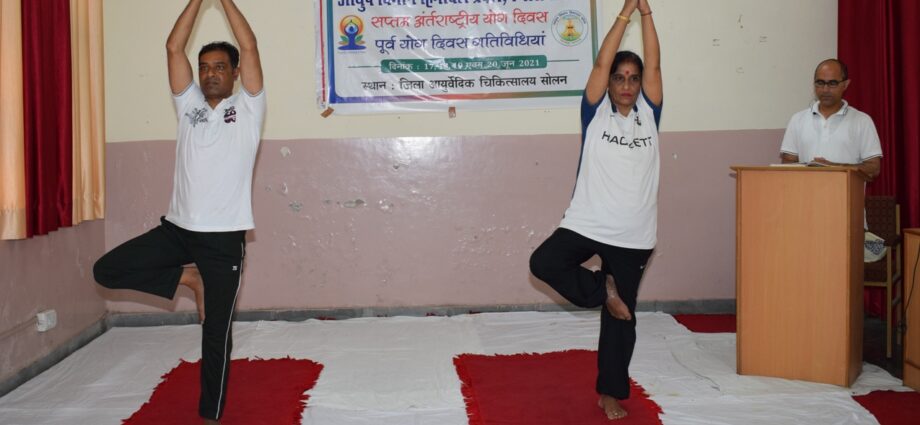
[104,130,782,314]
[0,220,107,383]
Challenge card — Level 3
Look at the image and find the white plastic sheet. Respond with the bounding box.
[0,312,910,425]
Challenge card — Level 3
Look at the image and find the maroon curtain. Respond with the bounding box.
[839,0,920,229]
[839,0,920,319]
[21,0,73,237]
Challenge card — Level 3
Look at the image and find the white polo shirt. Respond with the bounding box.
[165,83,266,232]
[780,100,882,164]
[559,91,662,250]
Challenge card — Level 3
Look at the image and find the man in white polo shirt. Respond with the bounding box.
[93,1,264,423]
[780,59,882,180]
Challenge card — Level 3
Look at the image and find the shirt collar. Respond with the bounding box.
[811,100,849,117]
[609,102,638,119]
[606,90,641,118]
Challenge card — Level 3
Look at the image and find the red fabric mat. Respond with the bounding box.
[124,358,323,425]
[853,390,920,425]
[454,350,662,425]
[673,314,736,333]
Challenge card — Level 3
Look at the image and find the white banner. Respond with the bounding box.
[315,0,600,114]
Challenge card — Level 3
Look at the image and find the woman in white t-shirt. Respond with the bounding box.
[530,0,662,420]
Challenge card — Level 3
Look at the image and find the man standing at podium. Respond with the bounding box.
[780,59,882,181]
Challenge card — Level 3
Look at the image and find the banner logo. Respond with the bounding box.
[338,15,366,50]
[552,10,588,46]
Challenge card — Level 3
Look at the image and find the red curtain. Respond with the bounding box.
[21,0,73,237]
[840,0,920,319]
[839,0,920,229]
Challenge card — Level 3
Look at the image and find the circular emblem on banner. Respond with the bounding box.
[552,10,588,46]
[338,15,366,50]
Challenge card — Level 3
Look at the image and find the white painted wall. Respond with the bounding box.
[104,0,836,142]
[98,0,838,313]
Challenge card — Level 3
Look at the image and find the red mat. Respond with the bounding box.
[853,390,920,425]
[123,358,323,425]
[673,314,736,333]
[454,350,662,425]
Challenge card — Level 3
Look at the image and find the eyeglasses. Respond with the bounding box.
[814,79,846,88]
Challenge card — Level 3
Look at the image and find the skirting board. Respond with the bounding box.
[0,318,107,398]
[106,299,737,327]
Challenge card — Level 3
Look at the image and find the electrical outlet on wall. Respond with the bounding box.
[36,309,57,332]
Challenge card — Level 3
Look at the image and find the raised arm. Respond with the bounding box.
[585,0,638,104]
[219,0,263,94]
[166,0,203,94]
[638,0,662,106]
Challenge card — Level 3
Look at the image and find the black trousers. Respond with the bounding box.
[529,227,653,399]
[93,217,245,420]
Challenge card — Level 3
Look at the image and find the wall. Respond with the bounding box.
[102,0,837,313]
[0,221,107,384]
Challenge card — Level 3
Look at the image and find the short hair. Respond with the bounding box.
[815,58,848,81]
[611,50,644,77]
[199,41,240,69]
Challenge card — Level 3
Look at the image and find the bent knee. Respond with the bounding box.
[92,257,117,288]
[529,248,553,281]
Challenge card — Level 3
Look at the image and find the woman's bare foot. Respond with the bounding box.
[598,395,628,420]
[203,419,220,425]
[605,274,631,321]
[179,266,205,322]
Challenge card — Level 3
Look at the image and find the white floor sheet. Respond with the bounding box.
[0,311,911,425]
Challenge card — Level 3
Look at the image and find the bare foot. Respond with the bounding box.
[179,266,205,322]
[605,274,631,321]
[598,395,628,420]
[203,419,220,425]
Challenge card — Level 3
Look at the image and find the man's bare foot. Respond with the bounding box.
[179,266,205,322]
[203,419,220,425]
[598,395,628,420]
[605,274,631,321]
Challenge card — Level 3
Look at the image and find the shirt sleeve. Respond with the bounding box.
[172,82,204,119]
[641,91,662,127]
[581,90,602,132]
[238,87,267,127]
[779,114,800,156]
[859,114,883,161]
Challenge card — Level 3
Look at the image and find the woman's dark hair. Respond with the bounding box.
[199,41,240,69]
[610,50,644,77]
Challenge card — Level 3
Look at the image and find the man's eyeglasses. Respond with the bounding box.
[814,79,846,88]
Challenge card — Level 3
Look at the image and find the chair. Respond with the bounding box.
[864,196,902,358]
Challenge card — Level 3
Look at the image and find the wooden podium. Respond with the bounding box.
[732,166,866,387]
[904,228,920,391]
